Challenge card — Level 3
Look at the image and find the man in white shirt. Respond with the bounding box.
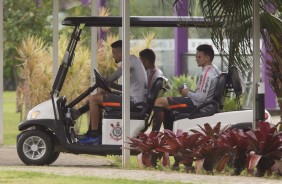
[79,40,148,144]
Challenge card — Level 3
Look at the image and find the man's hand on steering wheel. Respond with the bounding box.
[94,69,112,92]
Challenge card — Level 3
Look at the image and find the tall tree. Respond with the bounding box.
[4,0,52,89]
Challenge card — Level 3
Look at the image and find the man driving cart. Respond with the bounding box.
[79,40,148,144]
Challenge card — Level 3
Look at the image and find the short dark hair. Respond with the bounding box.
[196,44,214,61]
[139,48,156,65]
[111,40,122,49]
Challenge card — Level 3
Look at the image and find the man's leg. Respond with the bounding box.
[71,88,108,120]
[78,94,103,144]
[89,94,103,130]
[153,97,195,132]
[151,97,169,132]
[163,109,174,130]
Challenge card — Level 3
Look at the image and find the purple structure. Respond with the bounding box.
[174,0,188,76]
[262,5,277,110]
[262,42,277,109]
[81,0,90,6]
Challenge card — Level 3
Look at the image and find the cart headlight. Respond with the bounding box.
[27,111,41,119]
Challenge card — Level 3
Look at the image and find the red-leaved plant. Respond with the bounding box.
[128,131,169,168]
[128,121,282,177]
[245,121,282,176]
[217,128,253,175]
[190,122,230,173]
[157,129,206,172]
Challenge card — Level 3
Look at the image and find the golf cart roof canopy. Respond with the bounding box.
[62,16,212,27]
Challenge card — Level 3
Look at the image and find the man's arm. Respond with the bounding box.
[105,66,122,91]
[106,66,122,82]
[187,72,214,103]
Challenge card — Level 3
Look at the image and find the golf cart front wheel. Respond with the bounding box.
[17,130,54,165]
[46,151,60,165]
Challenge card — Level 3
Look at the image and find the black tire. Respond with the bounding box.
[46,151,60,165]
[17,130,54,165]
[230,122,252,131]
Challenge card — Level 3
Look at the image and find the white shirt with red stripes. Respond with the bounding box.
[187,65,219,111]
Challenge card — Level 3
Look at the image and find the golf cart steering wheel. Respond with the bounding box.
[94,69,112,92]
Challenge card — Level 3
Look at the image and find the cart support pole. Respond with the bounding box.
[122,0,131,168]
[252,0,260,130]
[90,0,98,87]
[52,0,59,83]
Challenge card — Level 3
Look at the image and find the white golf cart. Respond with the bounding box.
[16,16,272,166]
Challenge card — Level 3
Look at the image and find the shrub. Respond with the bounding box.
[16,35,91,117]
[245,122,282,176]
[129,122,282,177]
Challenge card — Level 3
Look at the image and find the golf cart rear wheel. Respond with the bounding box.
[17,130,54,165]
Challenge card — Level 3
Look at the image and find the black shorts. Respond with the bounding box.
[167,97,196,113]
[102,94,139,111]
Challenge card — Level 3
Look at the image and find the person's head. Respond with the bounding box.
[196,44,214,67]
[111,40,122,63]
[139,48,156,70]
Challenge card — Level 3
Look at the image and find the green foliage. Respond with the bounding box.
[165,74,197,97]
[16,35,52,115]
[16,34,91,115]
[4,0,53,89]
[106,0,175,38]
[222,96,243,112]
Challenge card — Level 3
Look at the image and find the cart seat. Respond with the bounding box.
[103,77,169,120]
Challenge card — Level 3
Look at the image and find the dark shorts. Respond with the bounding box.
[102,94,139,111]
[167,97,196,113]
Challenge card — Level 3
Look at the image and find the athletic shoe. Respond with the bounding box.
[78,135,101,145]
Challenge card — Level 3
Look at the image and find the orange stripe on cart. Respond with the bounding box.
[169,104,187,109]
[103,102,121,107]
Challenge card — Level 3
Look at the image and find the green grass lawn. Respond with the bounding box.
[3,91,21,145]
[0,170,185,184]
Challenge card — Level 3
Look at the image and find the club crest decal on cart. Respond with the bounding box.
[110,122,122,141]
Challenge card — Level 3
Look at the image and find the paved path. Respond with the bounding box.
[0,145,114,167]
[0,146,282,184]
